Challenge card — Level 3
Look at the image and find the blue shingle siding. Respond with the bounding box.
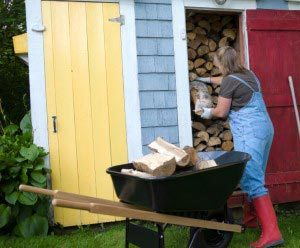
[135,0,179,154]
[256,0,288,10]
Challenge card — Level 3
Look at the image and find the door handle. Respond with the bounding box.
[52,116,57,133]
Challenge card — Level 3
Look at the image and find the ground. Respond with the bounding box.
[0,213,299,248]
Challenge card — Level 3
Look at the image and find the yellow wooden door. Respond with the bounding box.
[42,1,128,226]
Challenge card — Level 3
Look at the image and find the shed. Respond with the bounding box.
[16,0,300,227]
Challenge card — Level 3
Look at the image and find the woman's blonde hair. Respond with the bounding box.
[214,46,246,76]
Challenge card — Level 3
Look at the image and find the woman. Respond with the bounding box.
[196,46,283,248]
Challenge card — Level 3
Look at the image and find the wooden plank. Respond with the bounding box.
[86,2,115,222]
[68,2,98,225]
[12,33,28,54]
[103,3,128,166]
[50,1,81,226]
[103,4,128,216]
[41,1,64,224]
[52,199,242,233]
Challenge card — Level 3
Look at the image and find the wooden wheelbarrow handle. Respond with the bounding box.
[20,185,242,233]
[52,198,242,233]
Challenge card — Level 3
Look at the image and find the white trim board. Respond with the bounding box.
[120,0,143,161]
[25,0,49,157]
[172,0,255,147]
[172,0,193,147]
[184,0,256,10]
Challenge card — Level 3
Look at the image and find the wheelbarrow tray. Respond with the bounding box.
[107,151,250,212]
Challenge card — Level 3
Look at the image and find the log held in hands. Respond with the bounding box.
[19,184,242,233]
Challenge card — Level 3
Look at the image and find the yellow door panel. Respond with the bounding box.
[86,2,115,223]
[42,1,64,224]
[68,2,100,225]
[42,1,127,226]
[103,3,128,166]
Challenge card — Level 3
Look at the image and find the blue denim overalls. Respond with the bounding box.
[228,72,274,200]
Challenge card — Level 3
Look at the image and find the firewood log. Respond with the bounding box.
[207,85,213,95]
[196,160,217,170]
[192,121,206,131]
[188,37,201,50]
[121,169,155,179]
[223,121,230,129]
[188,48,197,60]
[186,22,195,31]
[207,52,216,61]
[197,34,209,45]
[214,86,221,94]
[196,68,207,76]
[205,61,214,71]
[219,37,229,47]
[198,20,211,32]
[211,67,221,76]
[208,39,217,52]
[221,140,234,151]
[183,146,200,166]
[189,72,198,81]
[193,138,201,147]
[148,137,190,167]
[219,130,233,141]
[133,153,176,177]
[195,131,209,143]
[197,45,210,56]
[190,81,213,109]
[188,60,194,71]
[194,58,206,68]
[207,137,221,147]
[207,124,223,136]
[223,29,236,40]
[187,32,197,41]
[205,147,215,152]
[194,27,206,35]
[195,143,207,152]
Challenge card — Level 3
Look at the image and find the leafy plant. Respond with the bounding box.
[0,112,49,237]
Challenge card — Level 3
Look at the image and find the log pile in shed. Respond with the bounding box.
[186,12,238,152]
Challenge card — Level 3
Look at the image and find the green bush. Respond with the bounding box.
[0,112,50,237]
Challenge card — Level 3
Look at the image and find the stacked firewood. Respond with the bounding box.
[186,13,237,152]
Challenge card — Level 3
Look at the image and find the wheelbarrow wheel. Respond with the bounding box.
[198,208,234,248]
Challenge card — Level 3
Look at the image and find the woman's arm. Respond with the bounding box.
[195,76,223,85]
[210,76,223,85]
[212,96,232,118]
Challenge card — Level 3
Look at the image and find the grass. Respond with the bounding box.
[0,213,299,248]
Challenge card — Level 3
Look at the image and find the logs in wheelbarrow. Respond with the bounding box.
[19,184,242,233]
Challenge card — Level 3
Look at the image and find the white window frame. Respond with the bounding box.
[25,0,142,165]
[172,0,256,147]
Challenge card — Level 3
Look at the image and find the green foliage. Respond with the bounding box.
[0,0,29,124]
[0,112,49,237]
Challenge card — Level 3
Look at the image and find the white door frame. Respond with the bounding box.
[172,0,256,147]
[25,0,142,165]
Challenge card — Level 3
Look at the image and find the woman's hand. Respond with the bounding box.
[195,97,232,119]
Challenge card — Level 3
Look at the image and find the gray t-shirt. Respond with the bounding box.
[219,70,259,111]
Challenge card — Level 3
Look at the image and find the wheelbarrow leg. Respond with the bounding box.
[157,223,165,248]
[187,228,201,248]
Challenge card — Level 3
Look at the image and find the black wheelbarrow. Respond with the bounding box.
[19,151,250,248]
[106,151,251,248]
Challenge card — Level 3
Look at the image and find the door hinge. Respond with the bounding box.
[31,23,45,32]
[109,15,125,26]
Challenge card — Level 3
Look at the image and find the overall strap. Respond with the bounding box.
[228,75,256,92]
[249,70,262,92]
